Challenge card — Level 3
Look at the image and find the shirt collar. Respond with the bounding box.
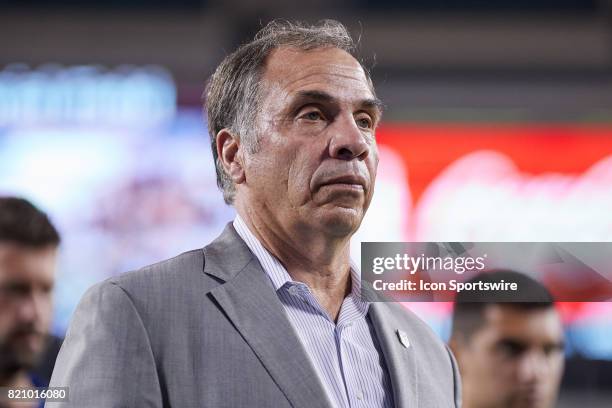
[233,215,292,291]
[233,215,369,308]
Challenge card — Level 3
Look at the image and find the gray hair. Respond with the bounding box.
[204,19,373,205]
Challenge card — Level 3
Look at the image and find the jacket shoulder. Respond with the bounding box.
[110,249,205,289]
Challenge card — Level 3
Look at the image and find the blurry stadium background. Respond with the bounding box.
[1,1,611,405]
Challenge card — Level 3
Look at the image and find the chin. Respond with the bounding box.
[509,394,550,408]
[317,207,364,237]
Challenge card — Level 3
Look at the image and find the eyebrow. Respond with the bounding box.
[292,90,384,117]
[496,337,565,351]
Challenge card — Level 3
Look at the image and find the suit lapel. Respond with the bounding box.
[204,224,333,408]
[369,302,418,408]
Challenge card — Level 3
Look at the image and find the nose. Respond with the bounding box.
[17,290,45,325]
[328,114,370,161]
[517,352,547,384]
[17,296,37,323]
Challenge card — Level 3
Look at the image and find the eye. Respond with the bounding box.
[497,340,526,358]
[543,343,564,357]
[355,115,373,129]
[299,110,324,121]
[1,282,30,299]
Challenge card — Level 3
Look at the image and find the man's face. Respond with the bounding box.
[455,305,565,408]
[0,243,56,374]
[239,46,381,237]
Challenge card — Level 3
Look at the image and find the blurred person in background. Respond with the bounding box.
[450,270,565,408]
[48,20,460,407]
[0,197,62,407]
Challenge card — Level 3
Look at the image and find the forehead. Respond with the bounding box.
[0,243,57,283]
[261,46,374,103]
[482,304,563,343]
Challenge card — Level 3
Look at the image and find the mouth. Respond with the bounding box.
[11,330,43,344]
[317,175,367,192]
[515,389,545,408]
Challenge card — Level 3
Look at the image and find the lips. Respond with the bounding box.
[317,174,367,191]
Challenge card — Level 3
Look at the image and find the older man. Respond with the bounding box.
[48,20,460,407]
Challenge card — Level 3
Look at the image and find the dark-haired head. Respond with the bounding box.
[0,196,59,377]
[450,270,564,408]
[451,269,555,339]
[0,197,60,248]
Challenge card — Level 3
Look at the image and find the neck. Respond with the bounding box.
[236,202,354,321]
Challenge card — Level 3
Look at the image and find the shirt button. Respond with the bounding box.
[356,392,364,401]
[288,286,299,295]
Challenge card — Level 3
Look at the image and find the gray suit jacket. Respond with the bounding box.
[48,224,461,407]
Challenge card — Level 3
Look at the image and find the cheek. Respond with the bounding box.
[247,150,287,188]
[470,349,514,380]
[0,308,15,338]
[367,164,378,198]
[38,292,54,320]
[365,148,378,187]
[547,356,565,382]
[286,156,315,202]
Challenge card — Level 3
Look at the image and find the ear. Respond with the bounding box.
[216,129,245,185]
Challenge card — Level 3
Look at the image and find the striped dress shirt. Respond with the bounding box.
[233,216,394,408]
